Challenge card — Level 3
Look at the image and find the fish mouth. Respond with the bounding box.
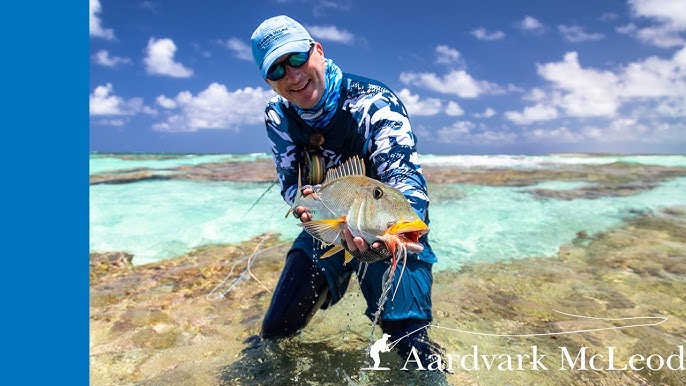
[387,219,429,253]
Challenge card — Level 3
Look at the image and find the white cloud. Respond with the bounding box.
[89,0,115,40]
[505,45,686,142]
[474,107,496,118]
[436,120,518,145]
[152,83,276,132]
[630,0,686,28]
[435,45,461,65]
[397,89,442,116]
[92,50,132,68]
[445,101,465,116]
[156,95,177,109]
[306,25,354,44]
[505,104,558,124]
[620,45,686,98]
[90,83,151,116]
[522,125,584,143]
[621,0,686,47]
[221,37,253,61]
[95,118,126,127]
[144,38,194,78]
[471,27,505,41]
[537,52,620,117]
[400,70,503,98]
[558,25,605,43]
[518,16,545,32]
[617,23,685,48]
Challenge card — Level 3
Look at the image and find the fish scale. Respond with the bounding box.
[287,155,429,265]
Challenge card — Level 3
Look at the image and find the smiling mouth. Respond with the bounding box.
[291,80,309,92]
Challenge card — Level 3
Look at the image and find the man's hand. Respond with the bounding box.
[293,186,314,222]
[341,229,392,263]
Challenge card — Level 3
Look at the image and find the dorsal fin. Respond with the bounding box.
[325,155,366,182]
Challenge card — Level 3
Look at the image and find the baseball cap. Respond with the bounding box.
[251,15,314,79]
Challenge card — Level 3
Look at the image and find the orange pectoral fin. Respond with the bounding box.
[300,217,347,245]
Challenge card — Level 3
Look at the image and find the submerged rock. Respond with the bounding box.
[90,211,686,385]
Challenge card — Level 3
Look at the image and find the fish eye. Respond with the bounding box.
[373,187,384,199]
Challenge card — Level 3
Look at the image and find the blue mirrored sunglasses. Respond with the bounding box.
[266,45,314,81]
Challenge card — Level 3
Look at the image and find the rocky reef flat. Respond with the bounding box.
[90,207,686,385]
[90,158,686,199]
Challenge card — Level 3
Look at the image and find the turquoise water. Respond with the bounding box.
[429,177,686,270]
[89,154,686,267]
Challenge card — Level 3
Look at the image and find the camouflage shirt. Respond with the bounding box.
[263,68,436,263]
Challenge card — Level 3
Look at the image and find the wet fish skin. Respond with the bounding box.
[287,156,429,263]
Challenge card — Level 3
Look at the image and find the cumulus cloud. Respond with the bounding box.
[144,38,194,78]
[156,95,177,109]
[152,83,276,132]
[471,27,506,41]
[89,0,115,40]
[400,70,503,98]
[505,104,558,124]
[221,37,253,61]
[90,83,152,116]
[474,107,496,118]
[435,45,461,65]
[537,52,620,117]
[397,89,442,116]
[445,101,465,116]
[506,45,686,130]
[436,120,518,145]
[306,25,354,44]
[92,50,132,68]
[559,25,605,43]
[517,16,545,32]
[620,0,686,47]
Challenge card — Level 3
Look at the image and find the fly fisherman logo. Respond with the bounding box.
[361,333,392,370]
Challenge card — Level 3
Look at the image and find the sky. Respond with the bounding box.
[89,0,686,155]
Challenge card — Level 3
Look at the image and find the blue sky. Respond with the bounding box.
[90,0,686,155]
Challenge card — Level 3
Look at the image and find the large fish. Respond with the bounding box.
[286,156,429,267]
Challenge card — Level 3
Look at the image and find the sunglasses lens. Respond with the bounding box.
[265,46,313,81]
[287,51,310,67]
[266,64,285,81]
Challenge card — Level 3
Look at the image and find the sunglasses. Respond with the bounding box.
[266,45,314,81]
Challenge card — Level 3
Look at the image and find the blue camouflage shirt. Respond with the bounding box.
[264,60,436,264]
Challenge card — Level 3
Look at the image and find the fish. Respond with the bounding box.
[286,156,429,270]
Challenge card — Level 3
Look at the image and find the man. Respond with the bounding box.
[251,15,439,363]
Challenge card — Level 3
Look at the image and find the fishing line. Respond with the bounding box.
[207,182,292,301]
[206,239,290,301]
[244,179,279,216]
[385,310,668,350]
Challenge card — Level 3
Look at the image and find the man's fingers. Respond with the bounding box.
[353,236,369,252]
[293,206,312,222]
[342,229,357,251]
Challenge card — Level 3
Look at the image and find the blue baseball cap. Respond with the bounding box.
[251,15,314,79]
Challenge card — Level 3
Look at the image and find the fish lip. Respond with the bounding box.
[387,219,429,253]
[403,240,424,253]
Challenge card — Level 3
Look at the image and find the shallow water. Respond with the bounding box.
[429,176,686,270]
[90,174,686,268]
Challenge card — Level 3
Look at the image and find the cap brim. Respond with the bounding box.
[260,39,313,79]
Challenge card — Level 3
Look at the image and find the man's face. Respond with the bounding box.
[266,42,326,109]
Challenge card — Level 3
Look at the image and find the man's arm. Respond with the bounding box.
[366,90,430,221]
[265,101,302,205]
